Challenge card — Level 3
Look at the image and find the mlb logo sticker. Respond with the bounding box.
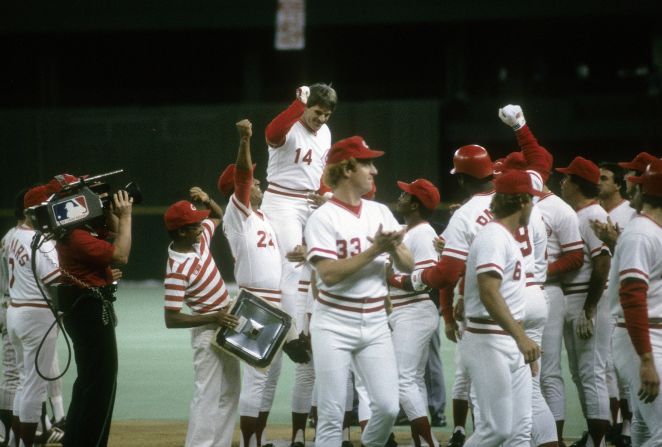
[53,195,90,225]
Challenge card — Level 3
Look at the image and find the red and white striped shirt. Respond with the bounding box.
[164,219,229,314]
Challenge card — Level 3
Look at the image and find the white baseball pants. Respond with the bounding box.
[185,324,240,447]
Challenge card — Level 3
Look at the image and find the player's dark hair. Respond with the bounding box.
[14,187,29,220]
[641,194,662,209]
[308,83,337,112]
[324,158,357,188]
[599,162,628,197]
[490,193,530,219]
[456,172,494,195]
[569,174,600,199]
[409,195,435,219]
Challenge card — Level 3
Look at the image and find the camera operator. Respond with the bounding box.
[53,174,133,447]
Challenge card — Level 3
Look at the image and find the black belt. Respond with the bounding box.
[54,283,118,326]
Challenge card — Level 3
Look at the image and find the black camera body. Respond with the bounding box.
[26,169,142,239]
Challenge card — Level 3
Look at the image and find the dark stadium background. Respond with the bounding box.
[1,0,661,281]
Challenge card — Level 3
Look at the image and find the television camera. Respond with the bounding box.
[26,169,142,239]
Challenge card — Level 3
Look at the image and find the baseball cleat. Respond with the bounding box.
[430,414,447,427]
[569,431,588,447]
[446,429,465,447]
[33,426,65,445]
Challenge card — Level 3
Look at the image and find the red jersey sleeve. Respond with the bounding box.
[619,279,652,355]
[439,286,455,324]
[421,255,465,290]
[265,100,306,148]
[548,249,584,276]
[234,166,253,208]
[516,124,553,183]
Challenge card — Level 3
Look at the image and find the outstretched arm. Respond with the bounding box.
[265,86,308,147]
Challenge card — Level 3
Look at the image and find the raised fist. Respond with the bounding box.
[296,86,310,104]
[236,119,252,139]
[498,104,526,130]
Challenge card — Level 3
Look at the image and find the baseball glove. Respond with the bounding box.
[283,331,311,363]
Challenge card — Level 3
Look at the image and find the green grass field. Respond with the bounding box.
[53,283,587,437]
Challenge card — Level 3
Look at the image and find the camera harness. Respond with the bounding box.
[29,230,118,382]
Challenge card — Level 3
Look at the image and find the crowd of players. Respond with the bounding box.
[1,83,661,447]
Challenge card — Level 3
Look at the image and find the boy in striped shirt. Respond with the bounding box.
[163,190,239,447]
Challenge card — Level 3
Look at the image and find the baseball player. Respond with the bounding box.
[304,136,413,447]
[595,161,637,445]
[408,144,495,447]
[458,169,541,446]
[262,84,337,441]
[218,119,284,447]
[555,157,612,447]
[618,152,658,209]
[163,191,240,447]
[6,184,63,447]
[499,104,584,447]
[0,189,27,446]
[388,178,441,446]
[610,159,662,446]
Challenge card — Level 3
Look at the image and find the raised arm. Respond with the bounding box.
[265,86,308,148]
[498,104,553,181]
[233,119,255,207]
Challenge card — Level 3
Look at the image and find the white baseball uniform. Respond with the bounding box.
[263,103,334,434]
[222,174,283,421]
[562,202,611,421]
[515,205,559,445]
[536,192,584,421]
[0,227,19,415]
[305,197,400,447]
[262,104,331,321]
[6,225,60,424]
[609,214,662,446]
[440,191,495,405]
[604,198,637,403]
[389,222,439,422]
[163,219,239,447]
[460,221,532,447]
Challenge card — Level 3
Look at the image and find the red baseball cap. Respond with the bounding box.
[494,170,543,197]
[23,185,53,208]
[627,158,662,197]
[618,152,657,174]
[555,156,600,185]
[493,152,528,177]
[164,200,210,231]
[326,136,384,165]
[397,179,441,210]
[217,163,256,197]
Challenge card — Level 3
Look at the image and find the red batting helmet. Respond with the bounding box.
[450,145,493,179]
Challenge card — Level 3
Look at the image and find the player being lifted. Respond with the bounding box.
[262,84,337,445]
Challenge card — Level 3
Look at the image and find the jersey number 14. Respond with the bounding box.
[294,148,313,165]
